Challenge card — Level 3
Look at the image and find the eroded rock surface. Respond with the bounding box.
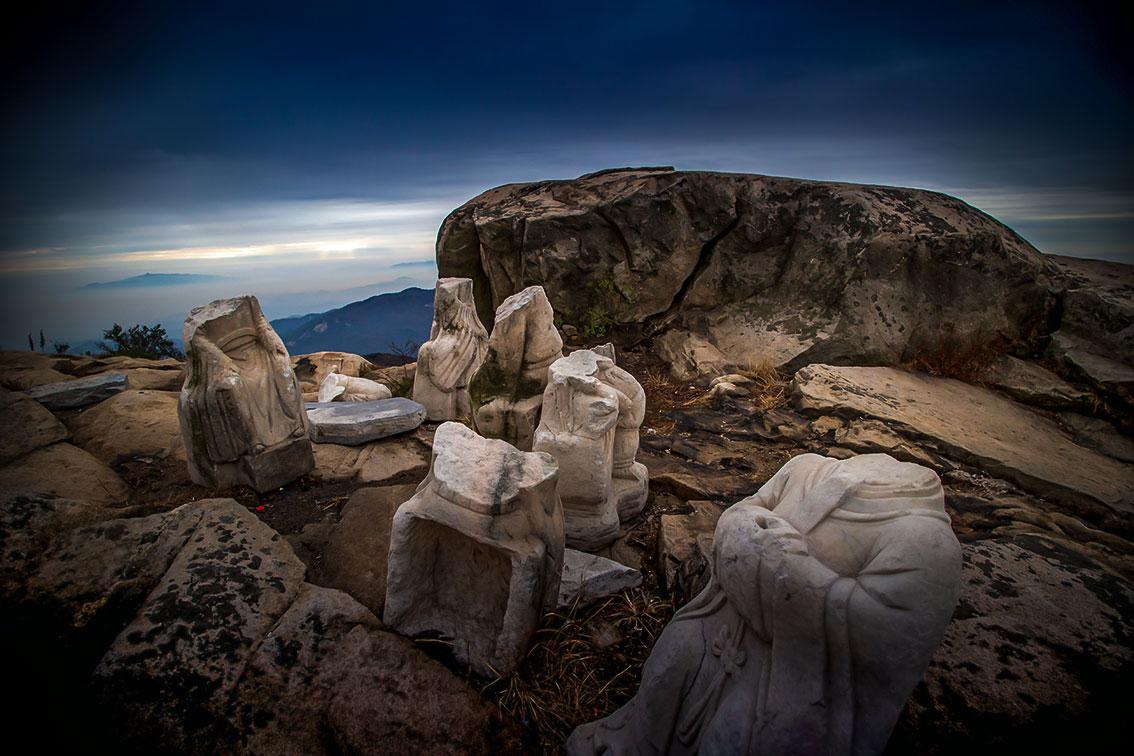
[413,278,489,421]
[792,364,1134,515]
[0,389,69,465]
[0,494,513,754]
[0,442,129,506]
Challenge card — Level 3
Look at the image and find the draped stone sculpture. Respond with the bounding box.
[598,359,648,520]
[317,371,392,403]
[179,296,313,492]
[383,422,564,676]
[413,278,489,421]
[534,350,621,551]
[568,453,962,756]
[469,285,563,451]
[534,349,649,550]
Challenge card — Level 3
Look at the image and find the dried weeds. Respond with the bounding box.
[482,589,675,753]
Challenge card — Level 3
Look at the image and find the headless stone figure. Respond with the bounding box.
[534,350,620,551]
[179,295,313,492]
[470,286,563,451]
[413,278,489,421]
[568,453,962,756]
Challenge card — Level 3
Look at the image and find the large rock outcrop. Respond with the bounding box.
[436,168,1109,377]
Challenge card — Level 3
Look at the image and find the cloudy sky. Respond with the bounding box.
[1,1,1130,347]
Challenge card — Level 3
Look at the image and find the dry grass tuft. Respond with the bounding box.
[735,360,788,411]
[483,589,675,753]
[639,367,704,435]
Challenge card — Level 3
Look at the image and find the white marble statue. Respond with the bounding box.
[179,295,313,492]
[317,371,393,403]
[568,453,962,756]
[597,358,648,521]
[534,350,621,551]
[470,286,563,451]
[383,422,564,677]
[412,278,489,421]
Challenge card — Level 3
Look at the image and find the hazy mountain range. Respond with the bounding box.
[81,273,230,289]
[270,286,434,355]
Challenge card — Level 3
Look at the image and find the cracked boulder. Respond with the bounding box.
[437,168,1070,375]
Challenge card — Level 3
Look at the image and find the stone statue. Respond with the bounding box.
[317,371,393,403]
[179,296,314,492]
[470,286,563,451]
[597,358,648,521]
[568,453,962,756]
[534,350,621,551]
[413,278,489,421]
[383,422,563,677]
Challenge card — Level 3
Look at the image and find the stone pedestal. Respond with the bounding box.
[383,422,563,677]
[179,295,313,492]
[470,285,563,451]
[412,278,489,421]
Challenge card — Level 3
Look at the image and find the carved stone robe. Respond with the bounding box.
[568,453,962,756]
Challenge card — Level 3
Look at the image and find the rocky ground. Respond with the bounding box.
[1,339,1130,753]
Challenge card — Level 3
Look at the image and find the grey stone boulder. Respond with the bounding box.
[311,484,417,614]
[305,397,427,444]
[791,364,1134,515]
[556,548,642,609]
[312,436,431,484]
[438,168,1066,375]
[65,389,185,463]
[0,389,69,465]
[0,442,130,507]
[26,372,128,410]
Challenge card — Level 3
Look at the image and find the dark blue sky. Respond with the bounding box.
[1,1,1131,296]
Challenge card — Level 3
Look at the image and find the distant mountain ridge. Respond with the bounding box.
[82,273,229,289]
[270,286,434,355]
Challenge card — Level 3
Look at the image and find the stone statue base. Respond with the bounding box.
[188,434,313,492]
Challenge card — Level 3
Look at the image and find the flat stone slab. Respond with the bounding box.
[26,372,127,410]
[305,397,426,444]
[557,548,641,609]
[792,364,1134,514]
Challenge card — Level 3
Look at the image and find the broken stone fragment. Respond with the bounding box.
[384,422,564,677]
[557,548,642,609]
[305,397,426,445]
[26,372,128,410]
[178,295,313,492]
[317,371,392,403]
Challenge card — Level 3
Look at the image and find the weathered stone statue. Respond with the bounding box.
[317,371,392,403]
[598,359,648,521]
[413,278,489,421]
[383,422,563,677]
[534,350,620,551]
[568,453,962,756]
[470,285,563,451]
[179,296,313,492]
